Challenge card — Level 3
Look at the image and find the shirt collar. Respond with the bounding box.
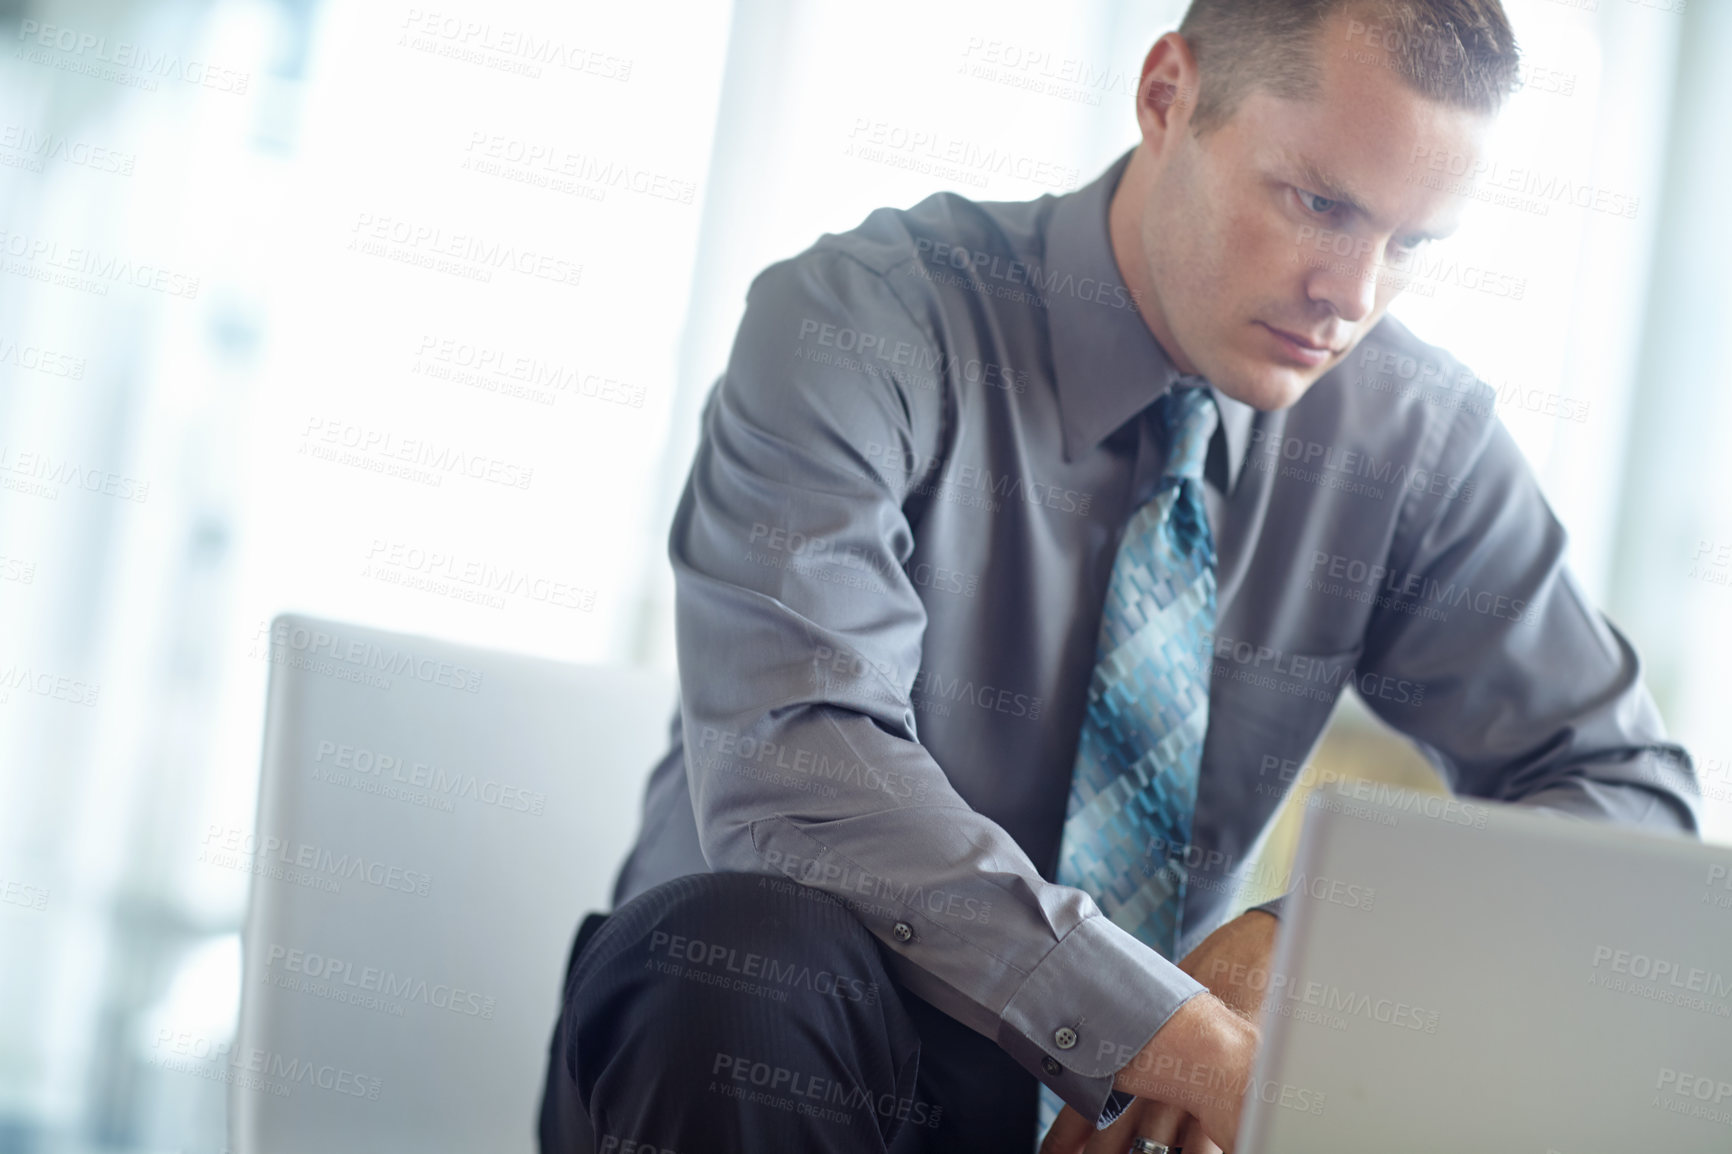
[1044,147,1253,493]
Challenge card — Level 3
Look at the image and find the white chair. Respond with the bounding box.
[231,613,676,1153]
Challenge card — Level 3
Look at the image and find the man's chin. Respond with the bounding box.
[1212,362,1321,412]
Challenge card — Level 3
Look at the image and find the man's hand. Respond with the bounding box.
[1039,992,1258,1153]
[1038,1093,1218,1154]
[1037,911,1278,1154]
[1180,908,1279,1018]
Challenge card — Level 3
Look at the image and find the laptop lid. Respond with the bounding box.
[1237,782,1732,1153]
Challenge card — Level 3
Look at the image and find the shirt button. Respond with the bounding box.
[891,921,914,943]
[1042,1056,1061,1075]
[1054,1026,1078,1050]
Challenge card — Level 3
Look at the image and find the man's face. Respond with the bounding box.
[1136,12,1493,411]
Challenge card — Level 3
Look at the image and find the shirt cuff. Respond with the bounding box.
[996,911,1208,1127]
[1248,893,1288,921]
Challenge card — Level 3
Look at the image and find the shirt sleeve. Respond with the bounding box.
[670,246,1206,1128]
[1247,894,1288,920]
[1350,409,1701,834]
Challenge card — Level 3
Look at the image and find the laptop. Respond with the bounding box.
[1236,781,1732,1153]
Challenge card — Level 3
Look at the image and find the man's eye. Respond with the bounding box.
[1298,190,1339,215]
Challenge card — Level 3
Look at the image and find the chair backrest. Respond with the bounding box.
[231,613,677,1153]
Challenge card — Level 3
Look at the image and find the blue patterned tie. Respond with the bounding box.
[1035,383,1219,1145]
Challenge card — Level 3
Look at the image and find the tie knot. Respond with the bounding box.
[1161,383,1217,482]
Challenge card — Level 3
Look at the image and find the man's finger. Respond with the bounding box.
[1179,1111,1224,1154]
[1085,1101,1186,1154]
[1122,1102,1188,1151]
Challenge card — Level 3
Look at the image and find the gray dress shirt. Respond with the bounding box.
[610,148,1700,1128]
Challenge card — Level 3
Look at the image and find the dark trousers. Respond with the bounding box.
[538,871,1037,1154]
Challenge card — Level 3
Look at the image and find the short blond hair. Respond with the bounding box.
[1178,0,1522,134]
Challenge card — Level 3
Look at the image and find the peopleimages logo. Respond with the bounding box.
[711,1051,944,1129]
[413,334,646,408]
[0,334,87,378]
[311,739,547,815]
[199,824,433,897]
[253,619,483,694]
[1653,1066,1732,1126]
[0,124,134,177]
[397,9,634,81]
[1091,1045,1328,1117]
[1314,776,1489,829]
[151,1029,382,1100]
[1140,833,1379,908]
[264,944,497,1019]
[300,417,535,490]
[956,36,1140,106]
[0,876,50,911]
[0,227,201,299]
[746,522,897,587]
[0,443,150,503]
[911,666,1044,720]
[910,237,1140,311]
[648,931,879,1004]
[346,212,582,288]
[363,539,595,611]
[1407,144,1640,220]
[795,318,1031,395]
[1707,864,1732,910]
[14,19,251,93]
[1306,549,1539,626]
[695,725,930,803]
[1590,946,1732,1002]
[1247,429,1476,503]
[1204,634,1428,709]
[861,441,1093,517]
[1265,977,1441,1034]
[0,664,100,706]
[759,849,994,925]
[845,121,1078,191]
[462,131,695,204]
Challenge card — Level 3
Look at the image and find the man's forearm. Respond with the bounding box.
[1509,760,1700,834]
[1250,755,1699,925]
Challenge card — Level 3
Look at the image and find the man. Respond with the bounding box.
[541,1,1699,1152]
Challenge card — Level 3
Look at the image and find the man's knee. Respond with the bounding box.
[555,871,891,1112]
[549,871,922,1153]
[631,868,855,927]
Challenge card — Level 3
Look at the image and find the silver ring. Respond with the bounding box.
[1129,1140,1178,1154]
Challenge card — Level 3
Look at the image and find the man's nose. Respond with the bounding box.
[1306,245,1381,324]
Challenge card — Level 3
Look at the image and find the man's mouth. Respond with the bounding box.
[1257,322,1342,368]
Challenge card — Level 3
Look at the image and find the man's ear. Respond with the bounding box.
[1134,32,1200,148]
